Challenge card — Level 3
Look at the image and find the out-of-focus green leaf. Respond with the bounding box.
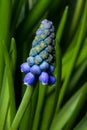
[67,59,87,94]
[9,38,17,74]
[57,0,87,110]
[16,0,53,43]
[73,114,87,130]
[4,106,11,130]
[69,0,85,38]
[50,83,87,130]
[19,84,39,130]
[62,38,87,80]
[56,6,68,45]
[9,87,34,130]
[0,0,11,44]
[0,69,9,130]
[0,41,4,94]
[11,0,28,32]
[1,42,16,123]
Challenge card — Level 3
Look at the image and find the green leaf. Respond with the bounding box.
[11,0,28,33]
[62,37,87,80]
[73,114,87,130]
[0,41,4,94]
[0,69,9,130]
[69,0,85,38]
[16,0,53,43]
[0,0,11,44]
[67,59,87,95]
[57,0,87,111]
[56,6,69,45]
[9,38,17,74]
[50,83,87,130]
[1,42,16,123]
[19,84,39,130]
[9,87,34,130]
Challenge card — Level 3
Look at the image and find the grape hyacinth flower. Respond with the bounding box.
[21,19,56,86]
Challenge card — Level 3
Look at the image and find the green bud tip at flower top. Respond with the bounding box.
[20,19,56,86]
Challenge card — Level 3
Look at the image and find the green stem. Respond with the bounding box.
[9,87,33,130]
[32,84,47,130]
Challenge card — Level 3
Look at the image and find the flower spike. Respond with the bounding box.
[21,19,56,86]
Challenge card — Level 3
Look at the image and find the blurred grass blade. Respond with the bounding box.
[19,103,31,130]
[0,69,9,130]
[11,0,28,33]
[3,38,17,129]
[62,37,87,80]
[0,38,17,129]
[32,84,47,130]
[69,0,85,38]
[0,42,4,94]
[9,38,17,74]
[50,82,87,130]
[57,0,87,111]
[19,84,39,130]
[4,106,11,130]
[16,0,53,43]
[1,42,16,122]
[9,87,33,130]
[67,59,87,94]
[0,0,11,44]
[73,114,87,130]
[0,0,11,93]
[55,6,68,111]
[56,6,68,45]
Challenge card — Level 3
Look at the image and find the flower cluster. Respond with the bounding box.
[21,19,56,86]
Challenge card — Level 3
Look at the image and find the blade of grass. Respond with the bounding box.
[16,0,53,43]
[9,38,17,74]
[62,37,87,80]
[1,42,16,123]
[0,0,11,94]
[73,114,87,130]
[0,42,4,94]
[9,86,34,130]
[50,82,87,130]
[67,59,87,94]
[4,106,11,130]
[57,0,87,111]
[0,0,11,44]
[56,6,68,45]
[3,38,17,129]
[0,69,10,130]
[69,0,85,38]
[11,0,28,33]
[19,84,39,130]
